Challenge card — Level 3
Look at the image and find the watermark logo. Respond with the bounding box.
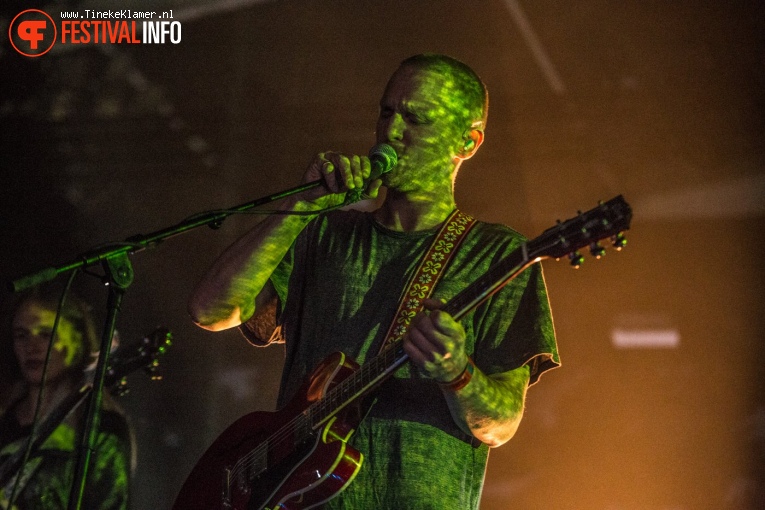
[8,8,181,57]
[9,9,57,57]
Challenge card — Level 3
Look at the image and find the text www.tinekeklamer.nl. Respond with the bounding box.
[58,8,181,44]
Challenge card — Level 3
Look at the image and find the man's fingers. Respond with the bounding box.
[364,179,383,199]
[350,155,364,188]
[319,158,341,193]
[407,323,443,358]
[426,309,462,338]
[361,155,372,179]
[423,298,445,310]
[306,151,377,202]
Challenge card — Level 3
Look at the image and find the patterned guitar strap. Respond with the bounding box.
[378,209,477,354]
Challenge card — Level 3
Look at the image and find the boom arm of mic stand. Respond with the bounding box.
[8,179,323,293]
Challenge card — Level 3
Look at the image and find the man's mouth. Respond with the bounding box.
[388,145,405,156]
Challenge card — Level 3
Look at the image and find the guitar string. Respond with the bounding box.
[228,358,381,482]
[230,349,393,477]
[227,276,491,483]
[225,202,628,484]
[228,228,485,480]
[228,346,399,481]
[229,231,613,481]
[227,231,567,479]
[228,261,502,481]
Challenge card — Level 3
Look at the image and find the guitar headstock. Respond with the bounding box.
[106,327,173,394]
[529,195,632,267]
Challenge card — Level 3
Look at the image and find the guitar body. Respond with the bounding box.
[173,352,365,510]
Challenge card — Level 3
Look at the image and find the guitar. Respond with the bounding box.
[0,327,172,495]
[173,195,632,510]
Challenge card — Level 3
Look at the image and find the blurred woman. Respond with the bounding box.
[0,285,132,509]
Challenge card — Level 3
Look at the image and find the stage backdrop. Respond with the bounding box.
[1,1,763,508]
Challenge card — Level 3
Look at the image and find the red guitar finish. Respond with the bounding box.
[173,195,632,510]
[172,352,365,510]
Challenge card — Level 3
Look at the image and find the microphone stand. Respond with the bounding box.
[8,179,323,510]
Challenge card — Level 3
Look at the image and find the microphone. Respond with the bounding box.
[367,143,398,181]
[337,143,397,204]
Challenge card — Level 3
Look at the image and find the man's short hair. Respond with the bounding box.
[398,54,489,127]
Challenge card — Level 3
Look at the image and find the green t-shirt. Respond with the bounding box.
[254,210,559,509]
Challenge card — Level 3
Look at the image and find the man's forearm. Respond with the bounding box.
[442,363,530,447]
[188,197,316,330]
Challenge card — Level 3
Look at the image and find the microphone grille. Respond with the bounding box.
[369,143,398,171]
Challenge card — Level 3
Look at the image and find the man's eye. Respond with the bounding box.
[406,113,428,125]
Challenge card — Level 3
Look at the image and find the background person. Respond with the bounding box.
[0,284,133,509]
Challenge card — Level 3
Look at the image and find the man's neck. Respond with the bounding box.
[374,188,456,232]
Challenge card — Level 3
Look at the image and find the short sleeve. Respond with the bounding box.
[237,219,306,346]
[472,258,559,386]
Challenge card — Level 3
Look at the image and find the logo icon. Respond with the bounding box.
[9,9,57,57]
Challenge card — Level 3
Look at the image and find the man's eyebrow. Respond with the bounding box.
[402,99,439,113]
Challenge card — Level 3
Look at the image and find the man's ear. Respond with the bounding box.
[457,128,484,160]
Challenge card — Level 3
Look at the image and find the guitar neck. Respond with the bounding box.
[307,242,536,430]
[307,195,632,430]
[442,244,534,321]
[307,340,408,429]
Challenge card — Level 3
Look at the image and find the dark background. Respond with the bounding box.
[1,1,763,508]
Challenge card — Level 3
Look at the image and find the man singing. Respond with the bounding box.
[187,53,559,509]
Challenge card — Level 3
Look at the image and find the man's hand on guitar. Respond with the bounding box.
[404,298,469,384]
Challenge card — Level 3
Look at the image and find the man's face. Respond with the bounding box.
[12,301,84,386]
[376,65,478,193]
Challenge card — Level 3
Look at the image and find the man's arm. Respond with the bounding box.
[187,204,313,331]
[188,152,380,331]
[441,364,529,447]
[404,299,530,447]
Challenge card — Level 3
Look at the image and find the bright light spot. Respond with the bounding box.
[611,329,680,349]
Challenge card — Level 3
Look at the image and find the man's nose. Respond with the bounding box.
[383,113,405,141]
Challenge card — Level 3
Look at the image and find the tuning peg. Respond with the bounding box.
[589,242,606,259]
[568,251,585,268]
[144,359,159,372]
[145,358,163,381]
[611,233,627,251]
[114,377,130,396]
